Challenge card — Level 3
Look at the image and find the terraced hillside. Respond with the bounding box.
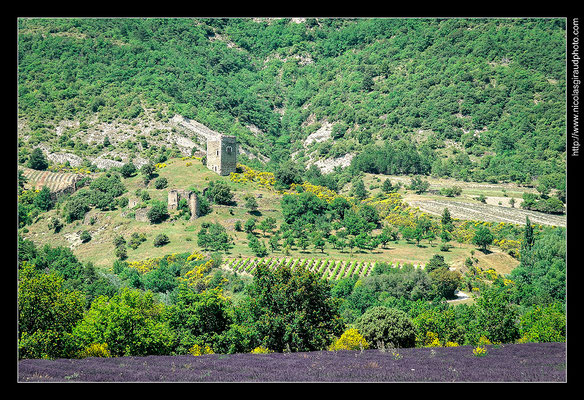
[20,167,82,196]
[410,199,566,227]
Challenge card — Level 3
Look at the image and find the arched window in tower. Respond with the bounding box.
[226,146,232,154]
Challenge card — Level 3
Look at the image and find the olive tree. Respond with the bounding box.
[355,306,416,348]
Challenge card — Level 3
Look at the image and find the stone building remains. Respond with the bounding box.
[168,189,200,221]
[206,135,237,176]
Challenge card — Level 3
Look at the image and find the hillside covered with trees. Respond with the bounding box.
[17,18,566,380]
[18,17,566,190]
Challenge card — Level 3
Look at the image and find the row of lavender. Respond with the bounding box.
[18,342,566,382]
[224,258,424,280]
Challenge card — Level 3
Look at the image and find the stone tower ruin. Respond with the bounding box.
[206,135,237,176]
[168,189,200,221]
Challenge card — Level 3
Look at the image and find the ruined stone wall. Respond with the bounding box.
[168,189,199,221]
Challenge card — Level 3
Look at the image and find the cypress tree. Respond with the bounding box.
[27,148,48,170]
[522,216,535,252]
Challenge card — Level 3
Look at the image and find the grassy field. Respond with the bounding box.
[22,158,522,278]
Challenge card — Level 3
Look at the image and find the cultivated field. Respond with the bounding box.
[224,257,382,280]
[18,342,566,382]
[409,199,566,227]
[20,167,81,193]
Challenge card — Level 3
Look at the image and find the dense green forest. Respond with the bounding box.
[17,17,567,362]
[17,221,566,359]
[18,17,566,189]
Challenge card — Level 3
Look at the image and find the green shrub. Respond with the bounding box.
[147,201,169,224]
[80,230,91,243]
[153,233,170,247]
[154,177,168,189]
[355,306,416,348]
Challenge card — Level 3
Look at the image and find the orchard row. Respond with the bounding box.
[223,257,425,280]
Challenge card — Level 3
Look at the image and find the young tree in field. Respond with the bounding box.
[328,233,339,250]
[199,223,232,252]
[140,162,156,184]
[351,179,368,200]
[147,200,169,224]
[409,176,430,194]
[298,235,310,252]
[382,178,395,194]
[27,148,48,170]
[248,233,268,257]
[413,225,425,246]
[347,235,356,256]
[401,226,415,243]
[269,233,281,253]
[244,218,257,234]
[284,234,296,250]
[472,225,494,252]
[441,208,453,232]
[312,231,326,253]
[153,233,170,247]
[355,232,374,252]
[425,229,436,246]
[206,181,234,205]
[120,162,137,178]
[440,228,452,245]
[522,216,535,253]
[258,217,277,237]
[244,194,259,213]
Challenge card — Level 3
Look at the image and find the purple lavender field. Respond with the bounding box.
[18,342,566,383]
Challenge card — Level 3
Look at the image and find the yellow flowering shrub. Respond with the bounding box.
[493,238,521,257]
[230,164,275,189]
[127,257,162,274]
[503,278,515,287]
[288,182,341,203]
[472,346,488,357]
[453,224,475,243]
[364,193,410,218]
[189,344,214,356]
[423,331,442,347]
[48,164,92,175]
[250,346,271,354]
[480,268,499,281]
[180,259,214,288]
[186,250,206,262]
[154,162,167,169]
[77,343,111,358]
[328,328,369,351]
[477,335,494,346]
